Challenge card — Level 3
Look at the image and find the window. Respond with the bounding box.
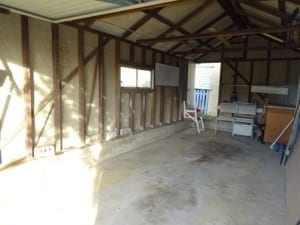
[121,66,152,88]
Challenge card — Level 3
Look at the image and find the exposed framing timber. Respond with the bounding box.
[237,0,287,19]
[141,92,146,130]
[265,40,272,85]
[98,35,105,140]
[122,7,162,39]
[73,0,198,23]
[21,15,35,157]
[151,51,156,127]
[115,40,121,135]
[86,49,99,131]
[174,44,300,55]
[167,12,227,54]
[52,23,63,151]
[129,92,135,131]
[248,60,254,102]
[160,86,164,125]
[138,24,300,44]
[148,0,213,48]
[78,28,86,145]
[225,61,265,100]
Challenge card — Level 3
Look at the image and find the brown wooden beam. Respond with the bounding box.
[21,15,35,157]
[235,8,278,27]
[217,0,248,29]
[225,61,265,100]
[72,0,197,23]
[248,60,254,102]
[86,50,99,131]
[141,92,146,130]
[174,44,300,54]
[115,40,121,135]
[151,52,156,127]
[129,92,135,131]
[160,86,164,125]
[98,35,105,141]
[266,40,272,85]
[166,12,227,54]
[138,24,300,44]
[148,0,213,47]
[78,28,86,145]
[122,8,162,39]
[52,24,63,151]
[237,0,287,19]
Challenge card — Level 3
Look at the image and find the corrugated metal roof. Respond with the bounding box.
[0,0,119,21]
[0,0,175,22]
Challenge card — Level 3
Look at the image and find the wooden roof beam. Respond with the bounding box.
[137,24,300,44]
[147,0,213,47]
[217,0,249,29]
[174,44,300,54]
[72,0,198,23]
[237,0,288,19]
[165,13,228,54]
[122,7,162,38]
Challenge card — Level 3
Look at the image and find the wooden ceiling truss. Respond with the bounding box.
[70,0,300,62]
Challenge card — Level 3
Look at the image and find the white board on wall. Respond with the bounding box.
[155,63,179,86]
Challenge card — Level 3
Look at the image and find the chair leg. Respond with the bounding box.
[215,120,218,134]
[195,119,200,133]
[200,117,205,131]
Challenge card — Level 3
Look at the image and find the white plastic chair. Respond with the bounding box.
[183,101,205,133]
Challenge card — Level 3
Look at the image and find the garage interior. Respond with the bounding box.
[0,0,299,225]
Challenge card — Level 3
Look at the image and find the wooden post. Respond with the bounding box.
[21,16,35,158]
[98,35,105,141]
[78,28,86,145]
[218,45,225,103]
[52,24,63,151]
[151,51,156,127]
[266,40,272,85]
[160,86,164,125]
[141,92,146,129]
[115,40,121,135]
[248,60,254,102]
[129,92,135,131]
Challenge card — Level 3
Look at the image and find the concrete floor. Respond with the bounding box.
[0,129,286,225]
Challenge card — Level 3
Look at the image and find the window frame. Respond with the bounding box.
[120,64,154,90]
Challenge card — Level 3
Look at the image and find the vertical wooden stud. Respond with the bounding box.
[98,35,105,140]
[78,28,86,145]
[130,44,135,62]
[266,40,272,85]
[170,87,174,123]
[151,51,156,127]
[160,86,164,125]
[218,45,225,103]
[52,24,63,151]
[248,60,254,102]
[22,16,35,157]
[141,92,146,129]
[115,40,121,135]
[141,48,146,66]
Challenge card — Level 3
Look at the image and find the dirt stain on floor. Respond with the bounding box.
[182,141,243,164]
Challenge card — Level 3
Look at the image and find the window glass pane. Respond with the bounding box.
[121,67,136,87]
[137,69,151,88]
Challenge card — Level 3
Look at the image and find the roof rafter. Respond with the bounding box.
[237,0,287,19]
[122,7,162,38]
[72,0,199,23]
[217,0,249,29]
[137,24,300,44]
[166,12,228,54]
[174,44,300,54]
[147,0,213,48]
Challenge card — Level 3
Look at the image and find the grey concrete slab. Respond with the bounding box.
[0,129,286,225]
